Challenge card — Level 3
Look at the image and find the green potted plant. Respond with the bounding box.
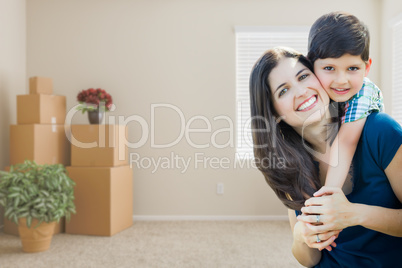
[0,160,76,253]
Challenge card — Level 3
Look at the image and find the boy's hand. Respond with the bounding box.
[313,186,336,197]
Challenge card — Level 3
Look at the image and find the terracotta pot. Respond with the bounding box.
[18,218,56,253]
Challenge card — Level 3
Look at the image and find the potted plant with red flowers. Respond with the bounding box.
[76,88,113,124]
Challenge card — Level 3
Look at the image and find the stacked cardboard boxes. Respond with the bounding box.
[66,124,133,236]
[5,77,70,236]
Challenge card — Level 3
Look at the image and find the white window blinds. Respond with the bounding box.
[392,20,402,124]
[235,26,310,158]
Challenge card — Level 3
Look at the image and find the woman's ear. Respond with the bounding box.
[365,58,372,76]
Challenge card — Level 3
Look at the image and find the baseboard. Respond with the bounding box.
[133,215,288,221]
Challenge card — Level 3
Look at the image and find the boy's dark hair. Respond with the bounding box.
[307,11,370,64]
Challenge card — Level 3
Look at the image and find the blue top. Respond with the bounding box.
[307,112,402,267]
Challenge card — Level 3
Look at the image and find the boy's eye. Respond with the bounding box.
[279,88,288,97]
[323,66,334,71]
[348,67,359,71]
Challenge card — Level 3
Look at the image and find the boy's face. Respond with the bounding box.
[313,54,371,102]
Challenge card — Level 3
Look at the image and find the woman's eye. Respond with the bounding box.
[324,66,334,71]
[348,67,359,71]
[299,74,309,81]
[279,88,288,97]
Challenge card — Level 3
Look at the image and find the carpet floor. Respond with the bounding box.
[0,221,303,268]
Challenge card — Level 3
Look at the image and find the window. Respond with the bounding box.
[392,18,402,125]
[235,26,310,159]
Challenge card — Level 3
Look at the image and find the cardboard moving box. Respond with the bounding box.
[10,124,70,166]
[65,165,133,236]
[71,124,128,167]
[17,94,66,124]
[29,77,53,95]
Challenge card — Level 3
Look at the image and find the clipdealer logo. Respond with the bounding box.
[64,102,287,172]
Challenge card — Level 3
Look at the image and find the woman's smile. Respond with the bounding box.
[297,95,318,111]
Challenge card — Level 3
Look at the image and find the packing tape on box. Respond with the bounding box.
[51,117,56,124]
[52,125,57,133]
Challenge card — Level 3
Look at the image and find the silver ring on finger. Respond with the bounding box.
[316,215,320,223]
[316,234,321,243]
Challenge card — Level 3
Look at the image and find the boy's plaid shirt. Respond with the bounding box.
[342,77,384,124]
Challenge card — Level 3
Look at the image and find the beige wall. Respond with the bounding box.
[381,0,402,114]
[0,0,26,226]
[26,0,381,218]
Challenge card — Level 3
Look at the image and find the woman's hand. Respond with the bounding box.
[299,187,357,233]
[294,219,338,251]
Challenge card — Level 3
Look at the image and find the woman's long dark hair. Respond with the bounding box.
[249,47,337,210]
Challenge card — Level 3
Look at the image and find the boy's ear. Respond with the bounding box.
[365,58,372,76]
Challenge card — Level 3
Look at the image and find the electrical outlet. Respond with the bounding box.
[217,183,224,195]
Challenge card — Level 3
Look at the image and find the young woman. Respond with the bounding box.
[249,47,402,267]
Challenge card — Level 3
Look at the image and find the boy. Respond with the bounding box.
[307,11,384,191]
